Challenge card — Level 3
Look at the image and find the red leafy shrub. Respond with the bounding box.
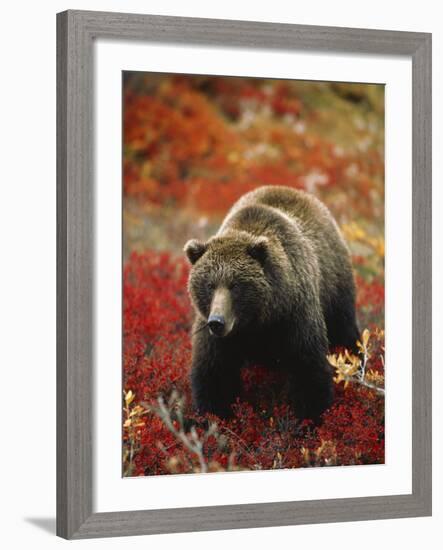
[123,250,385,476]
[123,251,192,400]
[355,274,385,331]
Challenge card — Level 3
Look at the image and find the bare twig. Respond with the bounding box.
[355,379,385,395]
[154,391,218,473]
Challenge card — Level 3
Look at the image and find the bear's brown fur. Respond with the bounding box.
[184,186,360,419]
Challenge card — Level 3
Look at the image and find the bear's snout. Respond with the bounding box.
[208,287,235,337]
[208,315,225,337]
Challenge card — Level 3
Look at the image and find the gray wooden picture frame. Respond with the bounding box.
[57,9,432,540]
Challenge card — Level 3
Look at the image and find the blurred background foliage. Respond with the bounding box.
[123,73,384,266]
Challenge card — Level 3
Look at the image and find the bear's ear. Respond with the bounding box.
[247,236,269,263]
[184,239,208,265]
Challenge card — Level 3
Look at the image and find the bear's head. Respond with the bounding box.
[184,231,279,338]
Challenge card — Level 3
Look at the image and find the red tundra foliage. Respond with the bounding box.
[123,251,385,476]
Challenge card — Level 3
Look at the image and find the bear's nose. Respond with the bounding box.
[208,315,225,337]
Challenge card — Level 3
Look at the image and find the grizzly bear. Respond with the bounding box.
[184,186,360,420]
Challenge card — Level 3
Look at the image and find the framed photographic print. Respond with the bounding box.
[57,10,432,539]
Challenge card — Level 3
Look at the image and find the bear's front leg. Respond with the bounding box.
[191,323,242,418]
